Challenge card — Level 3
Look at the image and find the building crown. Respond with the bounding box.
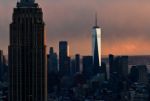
[20,0,35,4]
[17,0,36,7]
[93,12,100,28]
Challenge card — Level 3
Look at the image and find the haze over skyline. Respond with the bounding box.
[1,0,150,56]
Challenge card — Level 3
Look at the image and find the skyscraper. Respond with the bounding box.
[59,41,70,75]
[0,50,4,81]
[92,14,101,74]
[70,54,80,76]
[109,55,128,78]
[75,54,80,73]
[136,65,148,84]
[120,56,128,77]
[129,66,139,82]
[9,0,47,101]
[109,54,114,78]
[130,65,148,84]
[82,56,93,79]
[70,59,76,76]
[47,47,58,73]
[113,56,128,78]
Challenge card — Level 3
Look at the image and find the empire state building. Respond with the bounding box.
[8,0,47,101]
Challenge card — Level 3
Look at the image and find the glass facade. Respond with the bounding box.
[92,26,101,67]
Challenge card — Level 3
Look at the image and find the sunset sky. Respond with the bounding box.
[1,0,150,56]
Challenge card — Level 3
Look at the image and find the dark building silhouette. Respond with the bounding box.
[101,62,107,80]
[109,54,114,78]
[70,59,76,76]
[47,47,58,73]
[109,55,128,79]
[0,50,7,82]
[0,51,8,82]
[64,56,71,76]
[9,0,47,101]
[75,54,80,73]
[129,66,139,82]
[136,65,148,84]
[82,56,93,79]
[70,54,81,76]
[113,56,128,78]
[120,56,128,77]
[129,65,148,84]
[59,41,70,75]
[0,50,4,81]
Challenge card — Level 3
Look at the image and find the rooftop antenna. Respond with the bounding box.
[20,0,35,4]
[95,12,98,27]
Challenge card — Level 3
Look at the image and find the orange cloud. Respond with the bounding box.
[1,0,150,56]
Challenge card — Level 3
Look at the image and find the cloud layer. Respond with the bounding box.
[0,0,150,56]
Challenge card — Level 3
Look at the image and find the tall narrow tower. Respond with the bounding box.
[92,13,101,74]
[9,0,47,101]
[59,41,70,75]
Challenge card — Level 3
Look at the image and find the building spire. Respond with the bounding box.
[95,12,98,27]
[20,0,35,4]
[18,0,35,7]
[93,12,99,28]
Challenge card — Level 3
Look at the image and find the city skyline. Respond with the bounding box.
[0,0,149,100]
[1,0,150,55]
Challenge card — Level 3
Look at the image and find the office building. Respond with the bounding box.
[109,55,128,78]
[109,54,114,77]
[82,56,93,79]
[47,47,58,73]
[0,50,4,81]
[137,65,148,84]
[9,0,47,100]
[59,41,70,75]
[92,14,101,74]
[75,54,80,73]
